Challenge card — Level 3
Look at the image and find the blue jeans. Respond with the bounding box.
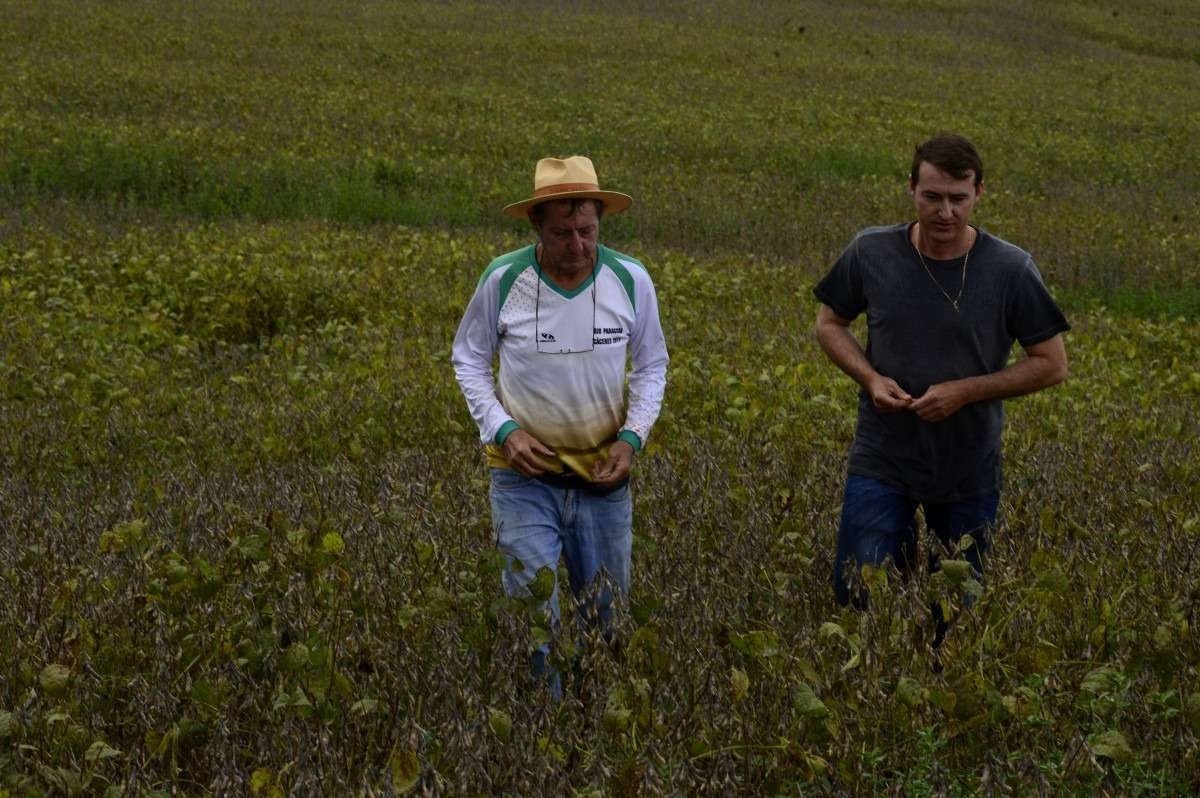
[832,475,999,610]
[489,468,632,697]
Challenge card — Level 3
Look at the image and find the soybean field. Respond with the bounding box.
[1,1,1199,794]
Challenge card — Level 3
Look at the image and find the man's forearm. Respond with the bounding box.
[815,321,878,390]
[954,350,1067,404]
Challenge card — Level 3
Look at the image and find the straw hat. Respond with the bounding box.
[503,156,633,220]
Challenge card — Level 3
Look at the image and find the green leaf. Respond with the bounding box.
[250,768,275,796]
[1029,550,1069,594]
[189,680,222,713]
[602,705,633,733]
[0,710,16,739]
[860,563,888,593]
[1015,641,1059,674]
[39,663,71,697]
[896,676,926,709]
[1035,568,1070,594]
[818,622,847,642]
[85,740,122,763]
[792,683,829,719]
[388,748,420,793]
[1088,729,1135,763]
[801,750,830,775]
[98,519,148,554]
[320,532,345,555]
[630,594,664,625]
[477,549,507,576]
[938,559,972,586]
[730,667,749,703]
[350,698,379,716]
[487,707,512,742]
[952,673,988,719]
[237,533,269,563]
[42,767,83,795]
[1080,665,1123,697]
[536,734,566,763]
[281,643,311,674]
[174,717,210,752]
[527,566,556,602]
[928,688,957,713]
[731,629,780,659]
[530,624,553,646]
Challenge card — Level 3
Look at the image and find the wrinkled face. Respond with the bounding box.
[533,199,600,276]
[909,161,983,249]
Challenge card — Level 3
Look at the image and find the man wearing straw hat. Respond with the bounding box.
[452,156,668,696]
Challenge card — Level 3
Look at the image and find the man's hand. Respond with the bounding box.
[911,381,969,422]
[591,440,633,488]
[868,375,913,413]
[501,429,556,476]
[817,305,912,414]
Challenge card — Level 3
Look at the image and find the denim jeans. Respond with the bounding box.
[489,468,632,697]
[832,474,1000,610]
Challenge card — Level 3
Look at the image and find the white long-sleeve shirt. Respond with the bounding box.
[452,243,668,478]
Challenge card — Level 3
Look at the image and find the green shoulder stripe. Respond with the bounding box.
[478,246,534,309]
[476,254,513,288]
[601,246,638,311]
[498,257,532,309]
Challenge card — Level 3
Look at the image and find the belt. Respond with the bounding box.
[534,470,629,496]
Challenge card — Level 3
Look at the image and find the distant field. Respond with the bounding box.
[2,0,1198,303]
[1,1,1198,795]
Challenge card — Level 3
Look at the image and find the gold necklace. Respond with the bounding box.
[912,227,970,313]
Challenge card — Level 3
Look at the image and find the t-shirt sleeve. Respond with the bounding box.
[1007,256,1071,348]
[813,237,867,320]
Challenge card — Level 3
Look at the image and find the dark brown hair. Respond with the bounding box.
[910,133,983,187]
[529,197,605,226]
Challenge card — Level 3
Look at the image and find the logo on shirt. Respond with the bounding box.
[539,332,556,342]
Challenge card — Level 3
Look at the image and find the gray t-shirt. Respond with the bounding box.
[813,223,1070,502]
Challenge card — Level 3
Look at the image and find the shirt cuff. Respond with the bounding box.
[617,430,643,453]
[494,421,520,446]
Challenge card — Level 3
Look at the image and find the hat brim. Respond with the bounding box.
[503,189,633,220]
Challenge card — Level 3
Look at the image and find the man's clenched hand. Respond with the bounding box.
[502,429,556,476]
[591,440,633,488]
[868,375,913,413]
[911,381,969,422]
